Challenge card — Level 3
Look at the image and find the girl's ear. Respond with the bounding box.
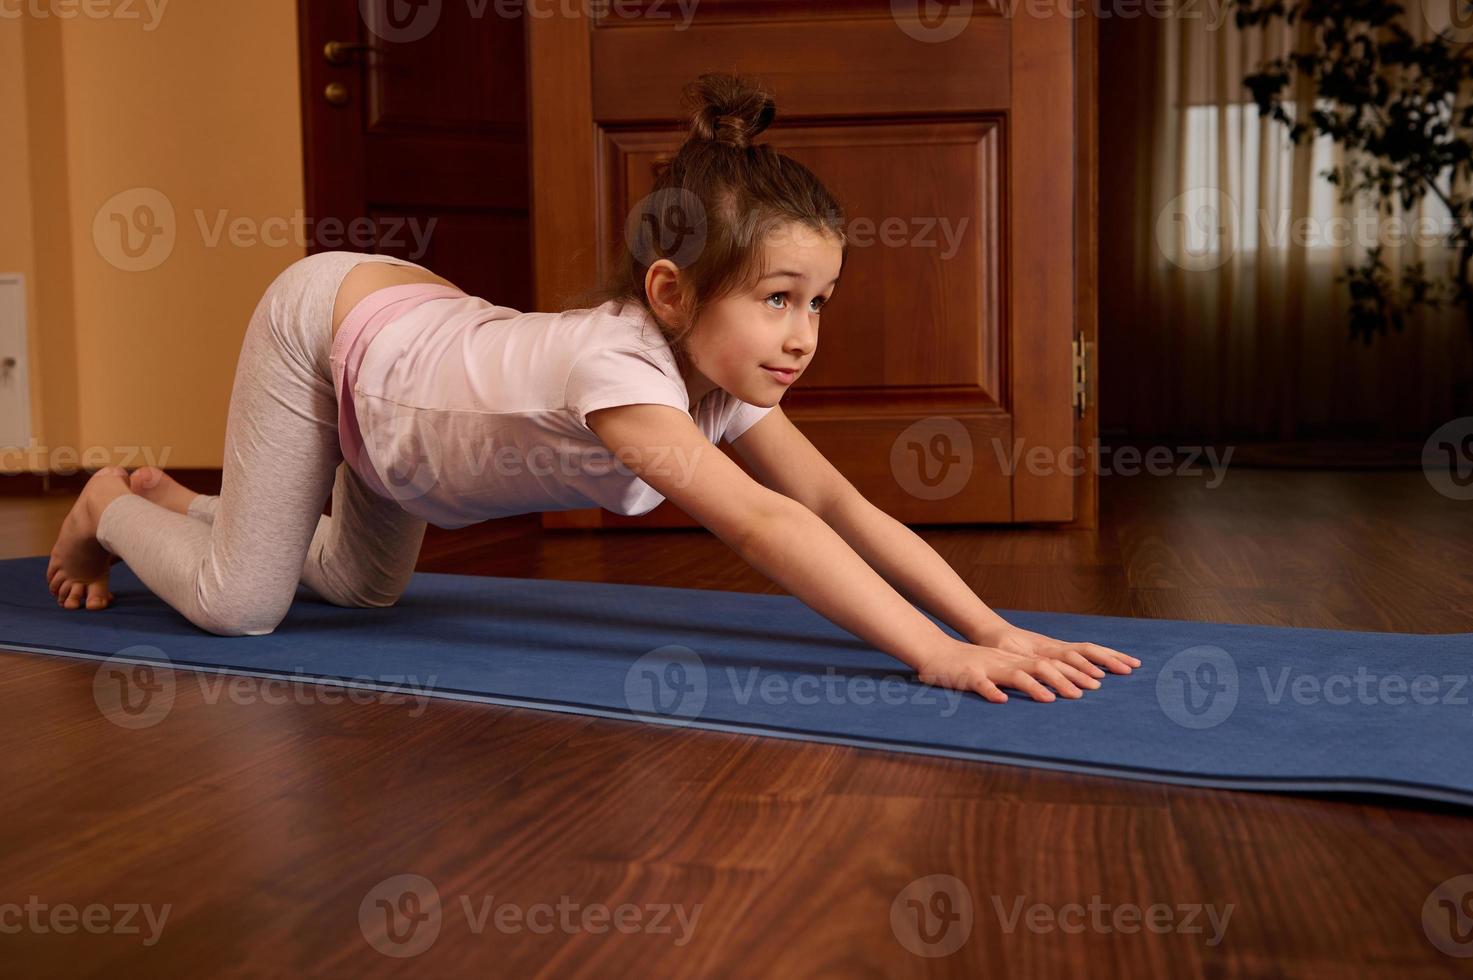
[645,259,691,328]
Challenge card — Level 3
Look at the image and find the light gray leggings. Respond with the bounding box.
[95,250,433,636]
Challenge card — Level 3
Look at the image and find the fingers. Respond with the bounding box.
[1037,663,1087,699]
[1073,642,1141,672]
[1003,668,1056,703]
[1062,650,1106,679]
[1056,661,1102,691]
[972,675,1008,704]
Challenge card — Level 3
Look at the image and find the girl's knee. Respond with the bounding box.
[194,596,290,637]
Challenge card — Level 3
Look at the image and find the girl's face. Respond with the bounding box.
[649,223,843,411]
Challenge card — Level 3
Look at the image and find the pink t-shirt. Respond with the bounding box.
[329,286,776,529]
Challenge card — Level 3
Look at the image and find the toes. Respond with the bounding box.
[84,581,112,610]
[63,582,85,610]
[130,467,162,491]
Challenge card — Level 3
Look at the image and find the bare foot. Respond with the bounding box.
[130,466,201,516]
[47,466,133,611]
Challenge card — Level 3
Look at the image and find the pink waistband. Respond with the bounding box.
[330,282,467,496]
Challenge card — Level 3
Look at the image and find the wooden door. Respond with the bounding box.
[296,0,532,306]
[530,2,1098,531]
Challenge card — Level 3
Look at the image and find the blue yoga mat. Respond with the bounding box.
[3,555,1469,807]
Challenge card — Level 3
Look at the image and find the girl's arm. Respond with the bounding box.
[589,403,1121,702]
[821,493,1138,671]
[728,408,1141,682]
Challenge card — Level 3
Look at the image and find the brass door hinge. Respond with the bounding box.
[1072,337,1093,416]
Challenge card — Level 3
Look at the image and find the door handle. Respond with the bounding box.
[323,40,377,65]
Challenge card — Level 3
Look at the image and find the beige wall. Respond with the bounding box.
[0,2,305,473]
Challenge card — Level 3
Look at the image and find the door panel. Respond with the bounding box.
[297,0,531,305]
[532,3,1093,528]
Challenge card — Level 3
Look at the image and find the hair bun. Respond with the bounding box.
[681,72,776,150]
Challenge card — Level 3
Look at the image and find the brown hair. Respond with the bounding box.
[564,72,849,374]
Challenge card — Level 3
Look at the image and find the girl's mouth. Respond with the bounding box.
[763,366,797,384]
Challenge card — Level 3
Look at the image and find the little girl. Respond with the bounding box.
[45,73,1139,704]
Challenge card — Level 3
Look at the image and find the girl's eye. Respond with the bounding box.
[766,292,827,313]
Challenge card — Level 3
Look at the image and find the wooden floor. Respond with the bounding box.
[1,468,1470,977]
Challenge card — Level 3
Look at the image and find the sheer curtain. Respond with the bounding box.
[1099,1,1473,443]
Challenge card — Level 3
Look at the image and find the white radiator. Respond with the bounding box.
[0,274,31,453]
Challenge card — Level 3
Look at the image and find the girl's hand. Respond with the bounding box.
[914,631,1141,704]
[971,624,1141,679]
